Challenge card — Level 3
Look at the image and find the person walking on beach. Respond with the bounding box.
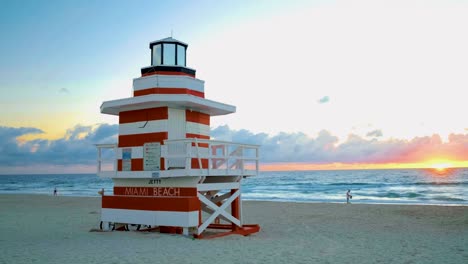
[53,187,57,196]
[346,189,352,204]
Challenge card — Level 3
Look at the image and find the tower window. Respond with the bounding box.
[177,45,186,66]
[163,43,176,65]
[152,44,162,65]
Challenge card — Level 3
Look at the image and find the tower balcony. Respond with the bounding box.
[96,139,260,179]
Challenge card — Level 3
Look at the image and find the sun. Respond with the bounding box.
[425,159,454,172]
[431,163,450,171]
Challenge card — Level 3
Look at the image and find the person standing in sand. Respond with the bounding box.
[53,187,57,196]
[346,189,352,204]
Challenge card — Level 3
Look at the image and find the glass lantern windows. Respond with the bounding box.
[151,42,187,67]
[177,45,186,66]
[152,44,162,65]
[163,43,176,65]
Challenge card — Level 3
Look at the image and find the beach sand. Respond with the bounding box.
[0,194,466,264]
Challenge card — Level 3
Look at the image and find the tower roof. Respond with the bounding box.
[149,37,188,49]
[100,94,235,116]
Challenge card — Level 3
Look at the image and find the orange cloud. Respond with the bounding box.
[260,160,468,171]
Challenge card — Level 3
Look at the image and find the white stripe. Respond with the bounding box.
[119,120,168,135]
[119,120,208,138]
[186,122,210,136]
[133,75,205,93]
[117,147,143,159]
[101,208,198,227]
[190,146,209,157]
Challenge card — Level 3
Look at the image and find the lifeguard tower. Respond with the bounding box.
[95,37,260,238]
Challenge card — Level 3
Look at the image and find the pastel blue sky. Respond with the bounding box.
[1,0,467,173]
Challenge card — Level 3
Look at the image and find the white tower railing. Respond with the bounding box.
[95,143,118,178]
[95,139,259,178]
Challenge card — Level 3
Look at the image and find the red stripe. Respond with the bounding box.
[102,196,200,211]
[120,107,168,124]
[114,187,198,197]
[142,71,195,78]
[134,88,204,98]
[118,132,168,147]
[191,158,209,169]
[186,111,210,125]
[117,158,143,171]
[187,134,210,148]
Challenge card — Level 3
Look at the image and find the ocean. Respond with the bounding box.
[0,168,467,205]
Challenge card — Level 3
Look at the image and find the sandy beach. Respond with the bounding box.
[0,194,466,264]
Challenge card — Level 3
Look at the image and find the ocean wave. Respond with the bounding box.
[0,187,21,191]
[413,182,468,186]
[364,192,424,199]
[48,179,66,184]
[326,182,375,186]
[431,197,466,202]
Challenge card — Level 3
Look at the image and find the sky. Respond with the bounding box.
[1,0,467,174]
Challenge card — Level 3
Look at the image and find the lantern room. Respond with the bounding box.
[141,37,195,77]
[150,37,187,67]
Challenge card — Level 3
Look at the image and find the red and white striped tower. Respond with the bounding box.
[96,37,260,238]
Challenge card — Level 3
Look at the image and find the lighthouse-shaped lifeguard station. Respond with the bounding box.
[95,37,260,238]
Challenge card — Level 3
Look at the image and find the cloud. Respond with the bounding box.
[212,125,340,163]
[0,124,118,168]
[318,96,330,104]
[212,126,468,164]
[366,129,383,137]
[211,125,269,146]
[0,126,43,139]
[1,124,467,173]
[59,88,69,94]
[0,126,44,154]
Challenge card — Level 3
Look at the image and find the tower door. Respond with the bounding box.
[167,108,186,168]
